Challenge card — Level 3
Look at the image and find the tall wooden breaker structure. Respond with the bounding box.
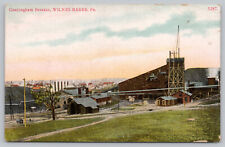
[167,25,185,95]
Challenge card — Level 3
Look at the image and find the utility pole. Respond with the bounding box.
[23,78,27,127]
[9,81,14,120]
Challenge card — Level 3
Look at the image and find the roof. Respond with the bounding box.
[32,87,40,90]
[11,84,19,87]
[64,89,78,95]
[79,83,87,86]
[91,93,108,99]
[159,96,177,100]
[73,97,98,109]
[180,90,192,96]
[59,94,73,99]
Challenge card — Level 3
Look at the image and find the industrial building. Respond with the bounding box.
[118,26,219,106]
[118,56,184,97]
[63,87,89,98]
[118,26,188,105]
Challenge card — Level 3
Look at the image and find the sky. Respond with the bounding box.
[5,4,221,81]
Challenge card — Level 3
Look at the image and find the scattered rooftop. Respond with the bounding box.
[73,97,98,109]
[159,96,177,100]
[91,93,108,99]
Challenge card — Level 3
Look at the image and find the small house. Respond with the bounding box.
[67,97,99,114]
[172,90,192,104]
[91,93,112,106]
[155,96,177,106]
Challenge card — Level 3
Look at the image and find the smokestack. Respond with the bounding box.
[173,51,176,59]
[57,81,60,92]
[64,81,66,89]
[59,81,61,91]
[176,25,180,58]
[54,81,56,92]
[50,81,53,93]
[61,81,63,91]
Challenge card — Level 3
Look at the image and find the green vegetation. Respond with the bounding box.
[31,85,61,120]
[5,117,103,141]
[200,99,220,105]
[33,106,220,142]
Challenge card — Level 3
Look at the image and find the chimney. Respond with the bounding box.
[64,81,66,89]
[61,81,63,91]
[54,81,56,92]
[57,81,60,92]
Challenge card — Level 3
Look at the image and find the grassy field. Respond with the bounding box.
[33,106,220,142]
[5,117,103,141]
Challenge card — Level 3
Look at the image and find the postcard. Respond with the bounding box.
[4,4,220,142]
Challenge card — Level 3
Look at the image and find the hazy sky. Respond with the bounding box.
[5,4,220,81]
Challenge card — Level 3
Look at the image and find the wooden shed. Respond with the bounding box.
[67,97,99,114]
[155,96,177,106]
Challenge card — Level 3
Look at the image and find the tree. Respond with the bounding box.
[32,85,60,120]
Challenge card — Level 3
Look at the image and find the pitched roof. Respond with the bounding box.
[159,96,177,100]
[180,90,192,96]
[73,97,98,109]
[64,89,78,95]
[91,93,108,99]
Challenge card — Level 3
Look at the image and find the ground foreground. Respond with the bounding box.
[5,117,103,141]
[32,105,220,142]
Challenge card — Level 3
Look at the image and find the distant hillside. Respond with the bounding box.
[5,87,35,104]
[5,87,44,114]
[185,68,220,84]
